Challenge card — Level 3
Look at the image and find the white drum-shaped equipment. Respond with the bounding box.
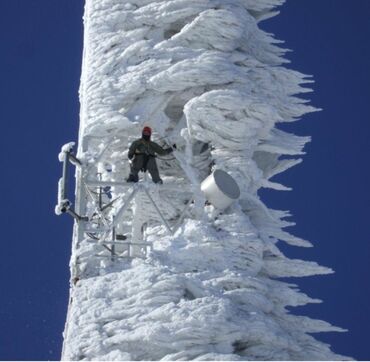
[201,169,240,210]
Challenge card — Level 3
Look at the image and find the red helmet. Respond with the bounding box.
[142,126,152,136]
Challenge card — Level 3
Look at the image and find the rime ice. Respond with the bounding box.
[61,0,349,360]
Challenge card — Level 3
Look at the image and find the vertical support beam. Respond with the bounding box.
[111,227,116,261]
[127,241,131,259]
[98,173,103,210]
[61,153,69,201]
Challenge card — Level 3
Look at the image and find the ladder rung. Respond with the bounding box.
[85,239,152,247]
[94,254,147,260]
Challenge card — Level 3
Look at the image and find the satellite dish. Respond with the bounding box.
[201,169,240,210]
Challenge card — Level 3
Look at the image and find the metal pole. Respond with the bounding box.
[100,195,121,212]
[68,152,82,166]
[111,186,139,228]
[67,209,88,222]
[61,153,69,201]
[111,227,116,261]
[98,173,103,210]
[172,196,194,233]
[143,186,173,235]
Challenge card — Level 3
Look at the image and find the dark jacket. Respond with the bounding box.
[128,138,173,159]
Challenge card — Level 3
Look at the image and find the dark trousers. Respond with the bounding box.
[128,154,162,183]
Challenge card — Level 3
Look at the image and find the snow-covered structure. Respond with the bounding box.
[60,0,348,360]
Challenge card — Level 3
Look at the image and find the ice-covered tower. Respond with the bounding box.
[59,0,348,360]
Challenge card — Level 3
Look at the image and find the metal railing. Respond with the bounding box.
[56,142,193,263]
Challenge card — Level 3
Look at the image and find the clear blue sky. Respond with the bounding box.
[0,1,368,360]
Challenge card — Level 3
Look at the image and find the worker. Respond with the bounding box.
[126,126,175,184]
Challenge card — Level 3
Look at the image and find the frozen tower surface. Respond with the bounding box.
[61,0,348,360]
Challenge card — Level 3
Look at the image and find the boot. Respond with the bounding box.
[126,174,138,183]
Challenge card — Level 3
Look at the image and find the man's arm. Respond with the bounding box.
[151,141,173,155]
[128,140,139,159]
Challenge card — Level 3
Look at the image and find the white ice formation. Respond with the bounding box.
[61,0,349,360]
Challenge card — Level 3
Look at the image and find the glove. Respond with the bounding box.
[172,144,177,149]
[128,153,134,160]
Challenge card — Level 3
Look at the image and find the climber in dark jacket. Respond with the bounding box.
[126,126,174,184]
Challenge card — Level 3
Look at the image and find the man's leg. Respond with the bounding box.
[127,155,144,182]
[147,157,162,183]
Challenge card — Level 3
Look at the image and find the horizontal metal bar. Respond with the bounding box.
[84,179,191,192]
[94,254,146,260]
[85,239,152,247]
[85,180,131,187]
[103,241,152,246]
[83,228,112,233]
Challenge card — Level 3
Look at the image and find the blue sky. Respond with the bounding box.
[0,0,369,360]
